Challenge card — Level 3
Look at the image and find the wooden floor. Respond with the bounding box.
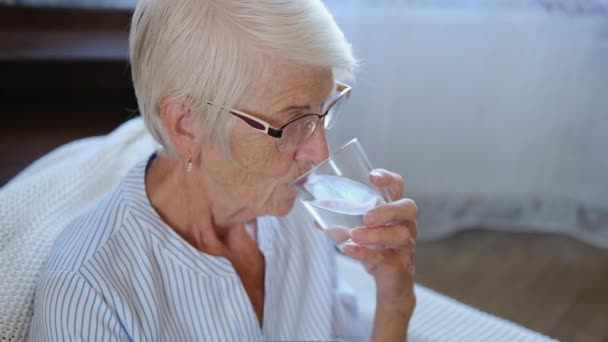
[2,111,608,342]
[416,230,608,342]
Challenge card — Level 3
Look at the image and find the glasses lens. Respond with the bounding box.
[278,116,318,151]
[324,91,349,130]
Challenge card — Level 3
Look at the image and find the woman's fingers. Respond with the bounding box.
[351,224,416,247]
[370,168,404,201]
[364,199,418,238]
[342,243,415,275]
[342,243,386,273]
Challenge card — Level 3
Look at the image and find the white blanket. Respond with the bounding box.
[337,255,556,342]
[0,118,555,341]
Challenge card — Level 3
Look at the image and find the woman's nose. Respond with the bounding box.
[294,124,330,165]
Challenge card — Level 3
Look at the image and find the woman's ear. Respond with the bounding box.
[159,96,202,158]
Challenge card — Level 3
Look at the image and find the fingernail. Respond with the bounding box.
[341,242,356,254]
[351,227,366,242]
[364,213,378,226]
[370,171,383,179]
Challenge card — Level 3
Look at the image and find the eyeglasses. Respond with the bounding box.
[219,81,351,152]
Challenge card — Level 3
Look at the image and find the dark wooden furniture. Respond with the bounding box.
[0,5,136,113]
[0,5,136,183]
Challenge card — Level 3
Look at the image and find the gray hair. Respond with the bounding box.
[129,0,357,157]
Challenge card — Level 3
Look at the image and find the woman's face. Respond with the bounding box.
[199,62,335,219]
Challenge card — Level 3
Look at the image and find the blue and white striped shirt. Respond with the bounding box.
[30,155,362,341]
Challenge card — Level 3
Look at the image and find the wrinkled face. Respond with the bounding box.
[199,61,334,218]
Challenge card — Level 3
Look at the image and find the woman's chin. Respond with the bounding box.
[268,195,297,217]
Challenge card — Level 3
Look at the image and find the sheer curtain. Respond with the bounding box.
[7,0,608,248]
[326,0,608,248]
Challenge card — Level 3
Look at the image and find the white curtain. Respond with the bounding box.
[9,0,608,248]
[326,0,608,248]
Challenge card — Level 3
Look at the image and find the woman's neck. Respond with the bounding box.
[144,152,257,256]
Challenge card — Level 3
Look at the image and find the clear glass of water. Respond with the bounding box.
[290,138,390,247]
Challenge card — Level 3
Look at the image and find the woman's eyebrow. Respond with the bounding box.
[274,105,311,116]
[273,99,328,126]
[277,100,327,116]
[273,105,311,124]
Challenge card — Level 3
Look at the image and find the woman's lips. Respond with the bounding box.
[290,163,313,182]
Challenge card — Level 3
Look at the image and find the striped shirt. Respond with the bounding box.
[29,155,363,341]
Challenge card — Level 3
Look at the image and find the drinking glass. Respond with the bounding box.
[290,138,390,246]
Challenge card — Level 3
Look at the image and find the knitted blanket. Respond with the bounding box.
[0,118,157,340]
[0,118,555,341]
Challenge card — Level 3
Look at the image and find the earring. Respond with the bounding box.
[186,152,192,172]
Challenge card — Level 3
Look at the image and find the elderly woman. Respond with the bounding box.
[30,0,417,341]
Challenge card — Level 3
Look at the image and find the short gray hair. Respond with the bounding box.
[129,0,357,156]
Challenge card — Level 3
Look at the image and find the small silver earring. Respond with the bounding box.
[186,152,192,172]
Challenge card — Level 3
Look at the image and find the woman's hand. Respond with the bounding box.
[342,168,417,313]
